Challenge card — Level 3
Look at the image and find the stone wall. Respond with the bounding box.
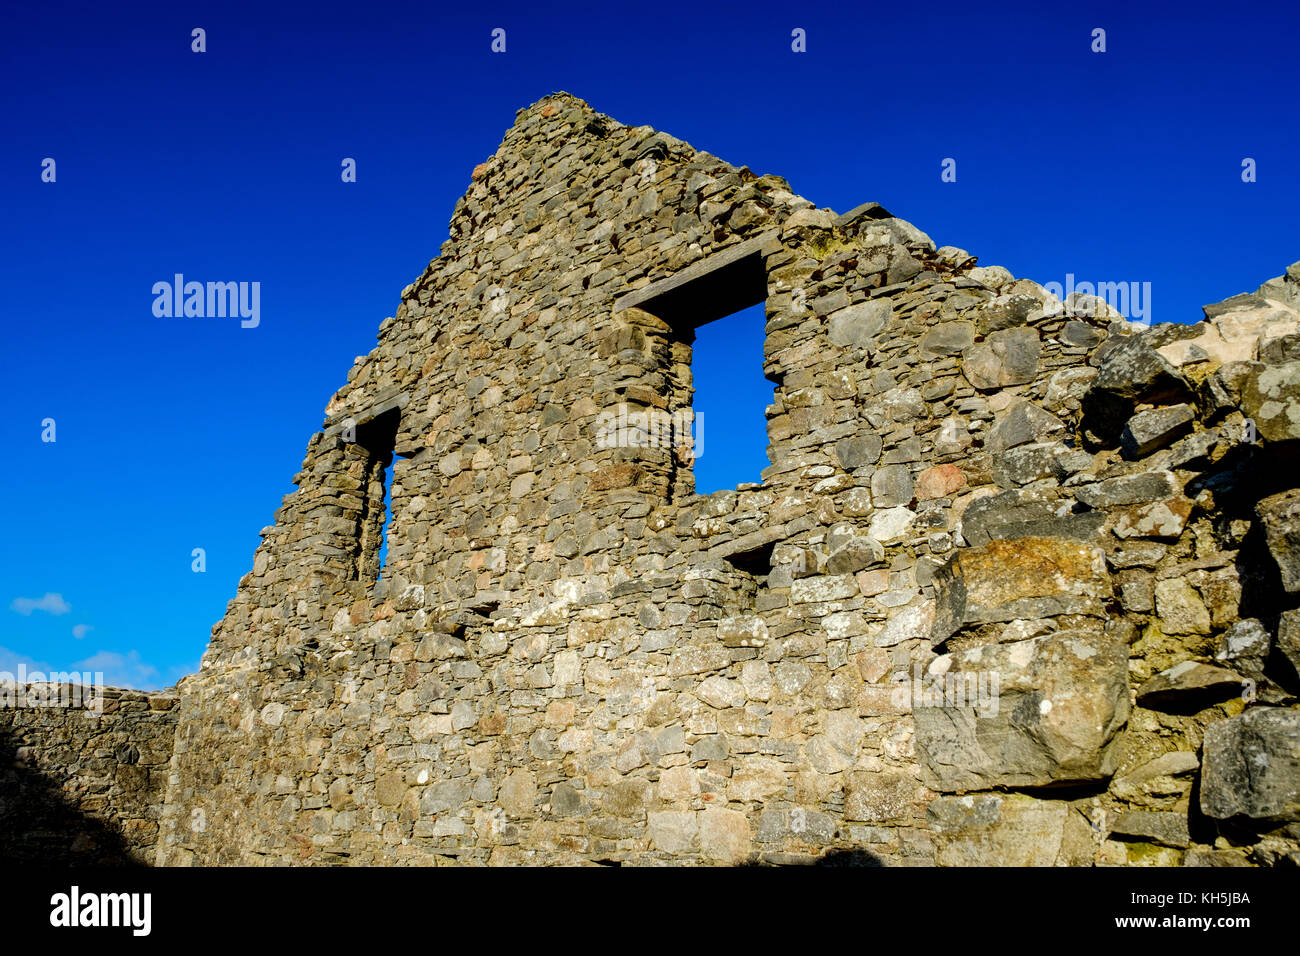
[8,93,1300,866]
[0,685,178,864]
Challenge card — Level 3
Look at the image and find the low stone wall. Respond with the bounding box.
[0,685,178,865]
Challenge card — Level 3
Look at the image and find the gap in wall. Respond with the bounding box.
[690,300,772,495]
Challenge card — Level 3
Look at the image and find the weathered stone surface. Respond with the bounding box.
[962,328,1041,389]
[828,300,892,348]
[835,433,883,470]
[1200,708,1300,823]
[844,772,921,822]
[970,292,1048,335]
[920,321,975,356]
[1089,332,1188,402]
[992,442,1067,488]
[959,490,1104,546]
[1120,404,1195,458]
[699,808,751,863]
[791,574,859,603]
[1074,471,1178,509]
[1214,618,1271,681]
[1258,489,1300,592]
[825,536,885,574]
[499,769,537,816]
[1111,751,1199,804]
[1108,810,1190,848]
[1153,579,1212,635]
[874,601,936,648]
[928,794,1073,866]
[718,615,769,648]
[1279,610,1300,680]
[915,630,1130,790]
[1134,661,1243,708]
[1110,496,1194,540]
[648,810,699,853]
[871,464,914,508]
[931,537,1111,643]
[915,464,966,500]
[869,507,916,544]
[986,402,1065,453]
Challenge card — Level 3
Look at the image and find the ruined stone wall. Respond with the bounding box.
[0,686,178,864]
[151,93,1300,866]
[9,93,1298,866]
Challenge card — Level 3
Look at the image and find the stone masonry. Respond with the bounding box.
[5,93,1300,866]
[0,686,177,864]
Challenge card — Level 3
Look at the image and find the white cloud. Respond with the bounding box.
[0,644,53,675]
[72,624,93,639]
[10,592,71,616]
[73,650,160,691]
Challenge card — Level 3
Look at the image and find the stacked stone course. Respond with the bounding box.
[0,687,177,864]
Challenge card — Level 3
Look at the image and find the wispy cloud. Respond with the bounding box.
[73,650,160,690]
[10,593,71,616]
[72,624,93,639]
[0,644,53,675]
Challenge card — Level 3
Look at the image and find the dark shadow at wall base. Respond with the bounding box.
[0,727,144,867]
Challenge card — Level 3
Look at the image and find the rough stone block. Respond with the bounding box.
[915,630,1130,790]
[1200,708,1300,823]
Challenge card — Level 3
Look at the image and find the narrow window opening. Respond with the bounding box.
[376,453,407,579]
[689,301,772,494]
[351,408,400,583]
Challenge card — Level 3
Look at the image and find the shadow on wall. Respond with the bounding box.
[0,727,142,866]
[736,848,886,867]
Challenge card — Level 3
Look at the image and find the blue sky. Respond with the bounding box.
[2,0,1297,688]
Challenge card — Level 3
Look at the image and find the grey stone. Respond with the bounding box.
[755,808,836,844]
[1108,810,1190,848]
[1258,489,1300,592]
[1215,618,1271,681]
[1200,708,1300,823]
[915,630,1130,790]
[870,464,914,508]
[920,321,975,356]
[1111,751,1200,804]
[1074,471,1178,509]
[992,442,1067,488]
[420,779,471,814]
[1089,331,1191,402]
[1062,320,1104,348]
[962,327,1041,389]
[960,490,1105,546]
[1278,610,1300,681]
[844,772,918,823]
[835,433,883,470]
[1134,661,1244,708]
[986,402,1065,453]
[825,536,885,574]
[1120,404,1195,458]
[1153,579,1212,635]
[828,300,892,348]
[970,293,1046,334]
